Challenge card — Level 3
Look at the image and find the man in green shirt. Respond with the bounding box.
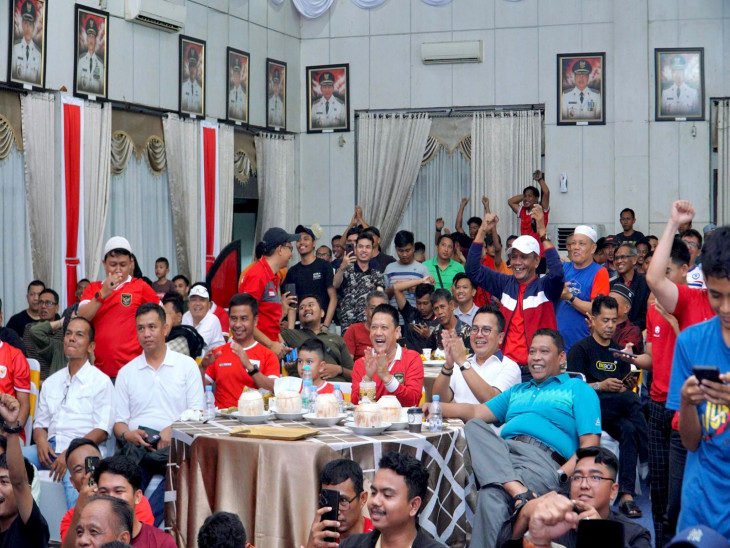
[425,234,465,291]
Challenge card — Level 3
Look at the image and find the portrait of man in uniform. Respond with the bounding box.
[227,48,249,123]
[307,64,350,133]
[74,6,107,99]
[8,0,46,88]
[656,48,704,121]
[179,36,205,117]
[266,59,287,130]
[558,53,605,125]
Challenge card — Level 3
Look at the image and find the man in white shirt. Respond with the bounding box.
[10,0,42,85]
[452,273,479,327]
[76,17,104,95]
[113,302,204,524]
[680,228,706,289]
[431,305,521,405]
[182,284,225,352]
[228,57,246,121]
[22,317,114,509]
[181,47,203,114]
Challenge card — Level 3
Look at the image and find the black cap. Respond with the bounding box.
[262,227,299,253]
[572,59,591,74]
[319,71,335,85]
[610,283,634,305]
[187,47,199,66]
[232,58,242,72]
[603,235,618,246]
[22,1,35,22]
[85,17,98,36]
[272,68,281,83]
[295,225,315,240]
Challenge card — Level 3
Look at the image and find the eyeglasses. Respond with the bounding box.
[316,253,331,259]
[282,244,293,251]
[471,326,494,336]
[570,474,614,485]
[39,300,58,307]
[682,240,699,249]
[614,254,635,261]
[339,493,359,508]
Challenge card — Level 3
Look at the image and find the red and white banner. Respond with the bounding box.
[200,122,220,275]
[61,96,86,308]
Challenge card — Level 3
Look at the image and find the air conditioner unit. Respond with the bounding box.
[125,0,186,33]
[550,224,607,251]
[421,40,483,65]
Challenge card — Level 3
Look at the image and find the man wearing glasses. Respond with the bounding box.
[25,288,62,380]
[610,244,650,331]
[513,446,651,547]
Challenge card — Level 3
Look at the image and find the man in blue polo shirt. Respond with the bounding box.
[432,328,602,548]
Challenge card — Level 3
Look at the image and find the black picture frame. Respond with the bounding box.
[73,4,109,101]
[266,58,286,131]
[557,52,605,126]
[655,48,705,122]
[226,47,249,124]
[179,35,206,118]
[306,63,350,133]
[7,0,47,89]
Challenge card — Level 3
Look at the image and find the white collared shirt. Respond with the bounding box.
[115,349,205,431]
[454,304,479,327]
[449,353,522,405]
[182,310,225,352]
[34,361,114,453]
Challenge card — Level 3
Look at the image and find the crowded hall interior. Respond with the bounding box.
[1,1,730,547]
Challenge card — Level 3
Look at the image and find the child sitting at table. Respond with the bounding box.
[298,338,335,395]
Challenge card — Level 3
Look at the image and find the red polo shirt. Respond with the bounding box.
[351,345,424,407]
[240,257,282,342]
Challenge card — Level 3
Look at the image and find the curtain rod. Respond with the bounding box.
[355,104,545,118]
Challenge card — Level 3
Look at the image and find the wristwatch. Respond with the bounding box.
[539,234,550,242]
[94,291,106,304]
[1,419,23,434]
[247,364,260,376]
[569,294,576,303]
[592,382,600,391]
[459,361,472,372]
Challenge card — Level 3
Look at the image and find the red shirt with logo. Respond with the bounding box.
[518,206,550,258]
[0,342,30,441]
[646,304,676,403]
[81,279,159,378]
[240,258,282,342]
[205,341,280,408]
[350,345,424,406]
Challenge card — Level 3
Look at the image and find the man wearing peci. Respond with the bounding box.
[76,17,104,95]
[228,57,246,120]
[181,47,202,113]
[561,59,601,120]
[311,71,346,129]
[11,0,42,85]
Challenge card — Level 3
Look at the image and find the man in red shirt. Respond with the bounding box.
[343,291,388,362]
[0,340,30,442]
[204,293,280,408]
[78,237,159,379]
[508,170,551,273]
[350,304,423,406]
[239,227,299,359]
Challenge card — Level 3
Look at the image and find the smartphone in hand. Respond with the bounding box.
[693,365,721,384]
[346,242,355,256]
[319,488,340,539]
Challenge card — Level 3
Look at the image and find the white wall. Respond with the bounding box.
[297,0,730,245]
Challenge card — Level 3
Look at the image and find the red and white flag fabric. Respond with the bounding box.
[200,121,220,275]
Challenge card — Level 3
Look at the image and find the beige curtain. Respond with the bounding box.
[254,133,297,243]
[717,100,730,225]
[218,124,234,248]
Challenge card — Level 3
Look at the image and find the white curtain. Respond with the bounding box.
[254,133,297,242]
[20,92,56,285]
[218,124,235,248]
[398,146,471,258]
[292,0,335,18]
[350,0,387,7]
[717,100,730,225]
[102,155,178,279]
[163,114,201,282]
[357,113,432,249]
[84,101,112,280]
[471,110,542,237]
[0,145,34,317]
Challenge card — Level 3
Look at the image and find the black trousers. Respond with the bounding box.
[647,399,673,547]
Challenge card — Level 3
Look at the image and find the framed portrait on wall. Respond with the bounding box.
[73,4,108,100]
[179,36,205,117]
[306,63,350,133]
[557,53,605,126]
[655,48,704,122]
[226,47,249,124]
[266,59,286,130]
[7,0,47,89]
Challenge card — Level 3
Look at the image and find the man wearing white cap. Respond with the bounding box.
[181,282,225,354]
[465,207,564,375]
[78,236,159,379]
[556,225,610,353]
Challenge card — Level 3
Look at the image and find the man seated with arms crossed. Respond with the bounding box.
[204,293,279,408]
[23,317,113,510]
[428,329,601,548]
[73,495,133,547]
[426,288,471,352]
[432,305,521,405]
[350,304,423,407]
[515,447,651,548]
[305,459,373,548]
[339,452,446,548]
[392,278,437,354]
[566,295,646,519]
[282,295,354,382]
[60,439,154,543]
[344,291,388,362]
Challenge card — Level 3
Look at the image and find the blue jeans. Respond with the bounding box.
[22,438,78,509]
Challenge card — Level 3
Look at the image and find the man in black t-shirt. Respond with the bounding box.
[6,280,45,338]
[392,278,438,353]
[0,393,50,547]
[567,295,647,520]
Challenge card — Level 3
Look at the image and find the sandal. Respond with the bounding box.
[510,491,538,522]
[618,498,643,519]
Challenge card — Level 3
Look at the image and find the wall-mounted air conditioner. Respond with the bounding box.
[550,224,608,251]
[421,40,483,65]
[125,0,186,33]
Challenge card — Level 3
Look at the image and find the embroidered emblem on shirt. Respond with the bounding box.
[0,366,7,379]
[393,373,404,384]
[121,293,132,306]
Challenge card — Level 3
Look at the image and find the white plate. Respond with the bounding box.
[231,411,273,424]
[303,413,347,427]
[387,420,409,431]
[274,411,306,421]
[423,360,446,367]
[344,420,391,436]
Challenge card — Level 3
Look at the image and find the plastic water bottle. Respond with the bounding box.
[302,365,313,412]
[333,384,344,414]
[204,385,216,421]
[428,395,443,432]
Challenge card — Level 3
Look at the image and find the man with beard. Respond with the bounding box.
[610,244,650,331]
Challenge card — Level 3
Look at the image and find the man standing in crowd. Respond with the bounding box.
[316,245,332,262]
[431,305,520,405]
[425,234,464,291]
[331,235,344,264]
[334,232,386,332]
[615,208,645,247]
[151,257,174,299]
[182,284,225,353]
[609,283,644,353]
[344,291,388,362]
[450,196,489,255]
[426,289,471,352]
[78,237,159,379]
[610,243,650,331]
[556,225,609,353]
[0,298,26,354]
[283,225,337,331]
[433,329,601,548]
[6,280,44,338]
[602,235,619,276]
[339,452,446,548]
[567,295,646,519]
[466,209,563,375]
[172,275,190,312]
[508,170,550,273]
[383,230,430,310]
[452,273,478,326]
[350,304,423,406]
[680,229,706,289]
[363,227,396,273]
[392,279,437,354]
[240,227,299,359]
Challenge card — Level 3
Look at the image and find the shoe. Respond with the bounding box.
[618,498,642,519]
